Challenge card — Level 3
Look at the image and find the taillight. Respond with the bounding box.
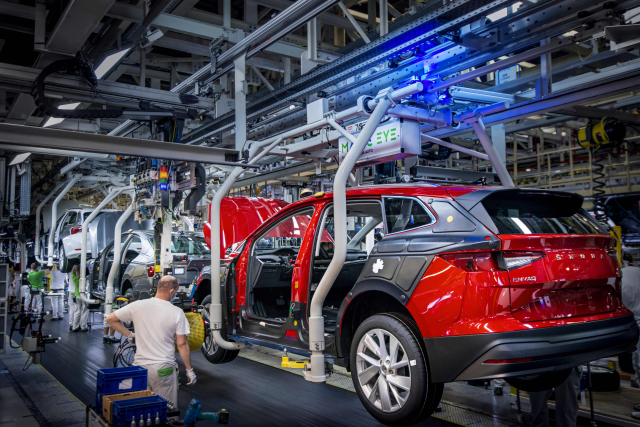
[440,252,500,272]
[70,227,82,235]
[499,251,545,270]
[440,251,545,272]
[147,266,155,277]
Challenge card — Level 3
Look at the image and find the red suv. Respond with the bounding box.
[196,185,638,426]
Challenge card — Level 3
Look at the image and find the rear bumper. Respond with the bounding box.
[424,315,639,383]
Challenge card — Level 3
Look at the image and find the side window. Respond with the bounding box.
[254,208,315,253]
[316,201,384,258]
[384,197,435,234]
[67,212,77,224]
[124,236,142,261]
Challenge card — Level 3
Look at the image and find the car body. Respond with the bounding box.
[88,231,210,301]
[195,184,638,426]
[41,208,147,272]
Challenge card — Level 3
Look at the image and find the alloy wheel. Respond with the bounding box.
[356,328,412,413]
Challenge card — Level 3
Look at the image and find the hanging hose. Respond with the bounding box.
[591,147,609,227]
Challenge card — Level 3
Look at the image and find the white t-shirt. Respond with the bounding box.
[622,266,640,323]
[50,269,66,290]
[115,298,190,366]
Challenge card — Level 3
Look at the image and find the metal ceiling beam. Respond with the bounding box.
[233,161,317,188]
[107,2,307,59]
[0,123,256,167]
[0,1,35,19]
[428,70,640,139]
[46,0,116,55]
[554,105,640,125]
[251,0,367,31]
[0,62,215,111]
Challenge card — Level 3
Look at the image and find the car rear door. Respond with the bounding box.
[462,189,623,322]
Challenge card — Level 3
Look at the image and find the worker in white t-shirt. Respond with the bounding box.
[49,267,66,320]
[106,275,196,410]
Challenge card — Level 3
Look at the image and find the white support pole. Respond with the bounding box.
[35,182,65,265]
[283,57,291,84]
[79,185,133,304]
[307,18,318,61]
[234,53,247,152]
[223,0,231,28]
[182,215,194,231]
[302,100,393,382]
[470,117,514,187]
[48,176,81,267]
[378,0,388,36]
[210,136,283,350]
[104,205,134,318]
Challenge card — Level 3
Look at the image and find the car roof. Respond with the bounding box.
[284,183,500,210]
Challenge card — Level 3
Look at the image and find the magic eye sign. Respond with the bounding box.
[338,119,421,167]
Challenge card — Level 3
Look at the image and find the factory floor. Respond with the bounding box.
[1,309,522,427]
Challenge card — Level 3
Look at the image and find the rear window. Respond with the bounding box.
[481,191,607,235]
[384,197,435,233]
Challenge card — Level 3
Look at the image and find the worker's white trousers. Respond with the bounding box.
[50,291,64,318]
[30,294,43,313]
[19,285,31,311]
[72,298,89,329]
[136,362,179,412]
[68,295,77,327]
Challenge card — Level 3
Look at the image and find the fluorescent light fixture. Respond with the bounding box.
[487,2,521,21]
[10,153,32,166]
[95,48,131,79]
[43,102,81,128]
[563,30,578,37]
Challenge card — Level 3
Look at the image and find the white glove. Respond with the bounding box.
[127,332,135,344]
[186,369,196,386]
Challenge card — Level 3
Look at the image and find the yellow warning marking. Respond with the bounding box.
[447,216,453,222]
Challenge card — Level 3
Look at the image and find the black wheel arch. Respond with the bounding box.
[335,280,416,370]
[193,274,211,304]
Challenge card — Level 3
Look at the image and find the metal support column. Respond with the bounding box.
[378,0,388,36]
[234,53,247,151]
[470,118,514,187]
[307,18,318,61]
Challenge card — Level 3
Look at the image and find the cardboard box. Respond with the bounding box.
[102,390,155,422]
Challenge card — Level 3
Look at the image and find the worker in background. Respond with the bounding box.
[49,266,66,321]
[7,271,15,309]
[67,269,77,330]
[103,321,118,344]
[106,275,196,411]
[19,270,31,311]
[70,264,88,332]
[529,368,581,427]
[620,254,640,419]
[28,263,50,313]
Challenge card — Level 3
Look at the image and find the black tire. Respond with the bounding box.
[200,295,239,364]
[505,369,572,392]
[350,313,440,426]
[59,245,70,273]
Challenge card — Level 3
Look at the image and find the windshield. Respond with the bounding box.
[481,191,608,235]
[171,234,210,255]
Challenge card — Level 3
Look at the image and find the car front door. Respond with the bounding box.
[235,205,321,349]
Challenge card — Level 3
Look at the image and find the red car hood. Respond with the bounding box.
[203,197,289,254]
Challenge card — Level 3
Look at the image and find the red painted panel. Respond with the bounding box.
[203,197,288,253]
[501,234,622,321]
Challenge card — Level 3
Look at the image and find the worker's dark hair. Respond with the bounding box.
[71,264,79,275]
[30,262,38,270]
[158,275,179,292]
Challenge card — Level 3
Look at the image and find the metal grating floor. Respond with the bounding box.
[239,345,518,427]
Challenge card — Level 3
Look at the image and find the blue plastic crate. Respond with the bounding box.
[96,366,147,395]
[95,390,103,414]
[112,396,168,427]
